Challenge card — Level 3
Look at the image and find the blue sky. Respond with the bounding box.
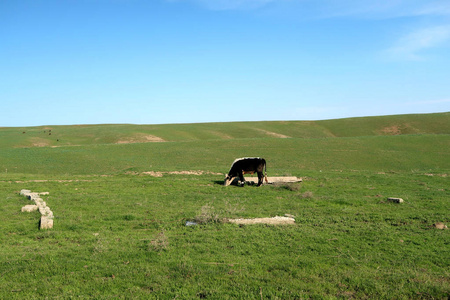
[1,0,449,126]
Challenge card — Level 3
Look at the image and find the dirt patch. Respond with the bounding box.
[29,137,51,147]
[141,171,164,177]
[141,170,223,177]
[116,134,165,144]
[168,171,205,175]
[228,216,295,225]
[381,125,402,135]
[424,173,448,177]
[255,129,290,138]
[13,179,94,183]
[379,123,416,135]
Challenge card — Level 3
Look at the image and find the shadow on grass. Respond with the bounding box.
[212,179,259,187]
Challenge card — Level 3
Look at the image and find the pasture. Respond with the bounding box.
[0,113,449,299]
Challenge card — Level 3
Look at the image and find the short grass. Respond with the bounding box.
[0,113,449,299]
[1,171,448,299]
[1,134,448,175]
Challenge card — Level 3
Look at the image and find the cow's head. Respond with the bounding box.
[224,175,233,186]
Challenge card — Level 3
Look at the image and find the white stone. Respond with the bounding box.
[19,190,54,229]
[245,176,303,184]
[34,197,45,205]
[26,193,40,201]
[228,216,295,225]
[434,222,447,229]
[21,205,38,212]
[20,189,31,196]
[43,207,53,218]
[387,197,404,203]
[40,216,53,229]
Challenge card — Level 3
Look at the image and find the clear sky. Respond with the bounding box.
[1,0,449,127]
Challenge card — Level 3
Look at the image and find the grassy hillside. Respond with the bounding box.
[1,112,448,149]
[0,113,448,299]
[318,112,450,137]
[0,135,448,176]
[0,112,448,176]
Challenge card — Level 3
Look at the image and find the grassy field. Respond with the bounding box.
[0,113,449,299]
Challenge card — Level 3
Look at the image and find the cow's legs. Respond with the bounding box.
[238,171,245,186]
[257,171,264,186]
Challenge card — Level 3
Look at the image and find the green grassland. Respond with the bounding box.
[1,112,449,149]
[0,113,449,299]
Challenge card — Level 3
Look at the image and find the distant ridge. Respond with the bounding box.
[0,112,448,148]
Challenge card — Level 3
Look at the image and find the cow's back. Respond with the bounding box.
[230,157,264,171]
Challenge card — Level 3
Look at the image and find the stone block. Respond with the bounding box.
[26,193,40,201]
[40,216,54,229]
[20,189,31,196]
[434,222,448,229]
[228,216,295,225]
[21,205,38,212]
[387,197,404,203]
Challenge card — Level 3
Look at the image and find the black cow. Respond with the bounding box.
[224,157,268,187]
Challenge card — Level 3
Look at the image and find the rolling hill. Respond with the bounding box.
[0,112,448,175]
[0,112,448,149]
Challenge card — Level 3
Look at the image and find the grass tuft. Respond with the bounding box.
[276,183,301,191]
[299,191,314,199]
[149,231,169,252]
[194,204,223,224]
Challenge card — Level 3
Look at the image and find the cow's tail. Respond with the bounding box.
[264,160,268,183]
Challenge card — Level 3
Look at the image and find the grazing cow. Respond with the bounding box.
[224,157,268,187]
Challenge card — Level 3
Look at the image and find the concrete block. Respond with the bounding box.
[21,205,38,212]
[26,193,40,201]
[40,216,54,229]
[20,189,31,196]
[245,176,302,184]
[228,216,295,225]
[387,197,404,203]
